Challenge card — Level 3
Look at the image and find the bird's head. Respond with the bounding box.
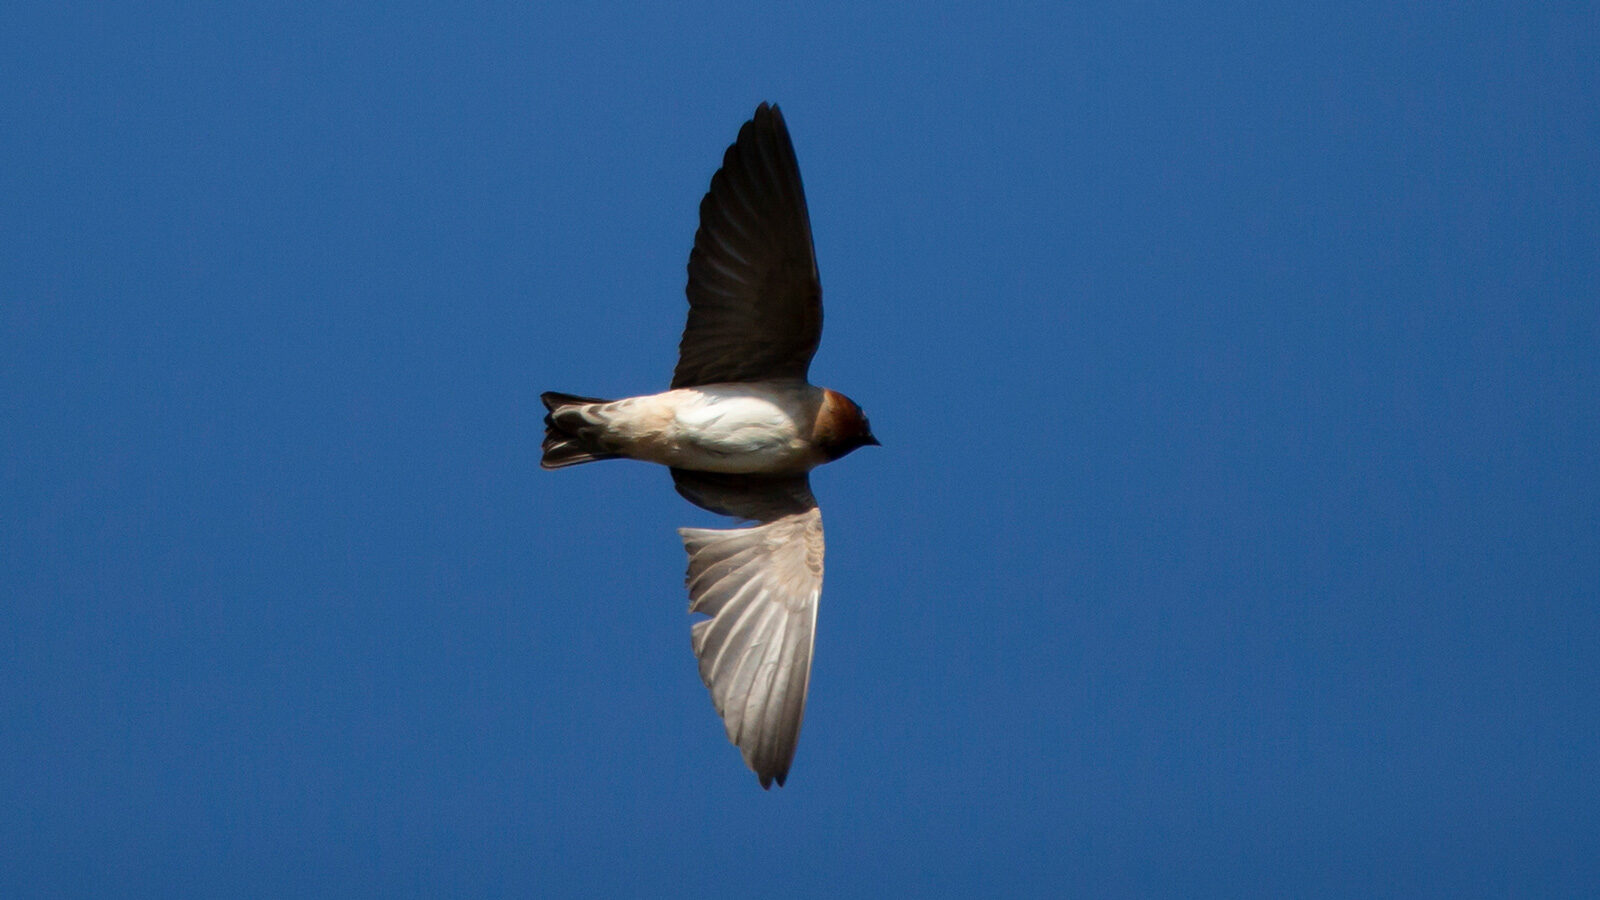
[815,388,881,461]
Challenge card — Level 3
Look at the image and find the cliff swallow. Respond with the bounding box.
[541,103,878,788]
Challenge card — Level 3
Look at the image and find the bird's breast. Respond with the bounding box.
[603,384,822,474]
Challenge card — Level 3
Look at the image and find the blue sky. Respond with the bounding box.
[3,2,1597,896]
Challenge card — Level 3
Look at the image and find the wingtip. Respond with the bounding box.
[753,101,785,128]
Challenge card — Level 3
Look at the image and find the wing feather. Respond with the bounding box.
[673,103,822,388]
[678,504,823,788]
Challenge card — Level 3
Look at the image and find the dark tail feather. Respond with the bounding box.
[541,391,621,469]
[541,391,611,410]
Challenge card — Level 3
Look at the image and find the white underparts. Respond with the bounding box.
[588,383,820,474]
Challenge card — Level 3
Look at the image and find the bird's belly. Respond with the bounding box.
[606,387,816,474]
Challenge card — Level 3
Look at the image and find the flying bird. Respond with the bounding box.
[541,103,878,788]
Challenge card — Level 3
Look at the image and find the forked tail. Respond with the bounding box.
[540,392,621,469]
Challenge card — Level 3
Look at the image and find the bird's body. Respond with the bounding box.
[545,382,823,474]
[541,103,876,788]
[544,381,871,475]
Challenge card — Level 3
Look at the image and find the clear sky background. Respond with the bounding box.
[4,2,1597,897]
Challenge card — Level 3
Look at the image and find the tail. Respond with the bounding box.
[541,391,622,469]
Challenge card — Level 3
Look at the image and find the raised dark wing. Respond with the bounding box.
[672,103,822,388]
[672,470,822,788]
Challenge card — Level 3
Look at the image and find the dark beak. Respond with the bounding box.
[865,433,882,447]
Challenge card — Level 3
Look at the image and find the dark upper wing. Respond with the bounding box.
[672,103,822,388]
[671,469,823,788]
